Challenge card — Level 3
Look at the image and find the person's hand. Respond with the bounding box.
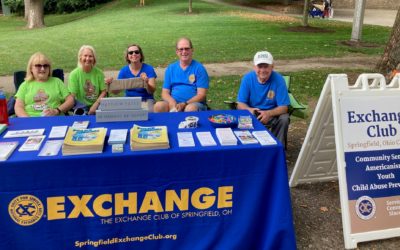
[168,101,177,111]
[88,106,97,115]
[257,110,272,124]
[105,77,113,85]
[42,108,59,116]
[176,102,186,112]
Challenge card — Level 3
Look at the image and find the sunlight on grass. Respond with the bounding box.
[0,0,390,76]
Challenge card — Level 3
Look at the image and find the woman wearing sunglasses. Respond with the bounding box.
[68,45,111,115]
[14,52,74,117]
[116,44,157,111]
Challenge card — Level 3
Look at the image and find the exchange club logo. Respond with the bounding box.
[8,195,44,226]
[355,195,376,220]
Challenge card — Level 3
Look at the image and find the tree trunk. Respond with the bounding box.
[376,7,400,77]
[189,0,192,14]
[26,0,45,29]
[302,0,310,27]
[350,0,366,42]
[24,0,30,20]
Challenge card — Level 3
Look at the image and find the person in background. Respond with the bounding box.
[117,44,157,111]
[154,37,209,112]
[14,52,74,117]
[68,45,111,115]
[236,51,290,147]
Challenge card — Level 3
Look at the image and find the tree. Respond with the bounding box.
[350,0,366,42]
[26,0,45,29]
[189,0,192,14]
[376,7,400,78]
[24,0,30,20]
[302,0,310,27]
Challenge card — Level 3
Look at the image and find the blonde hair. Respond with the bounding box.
[77,45,97,68]
[25,52,52,81]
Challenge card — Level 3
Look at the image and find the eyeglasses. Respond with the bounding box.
[34,64,50,69]
[128,50,140,55]
[177,47,191,52]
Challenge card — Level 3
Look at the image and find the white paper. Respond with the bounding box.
[112,144,124,153]
[216,128,237,146]
[0,141,19,161]
[196,132,217,146]
[4,129,45,138]
[108,129,128,144]
[19,135,46,151]
[72,121,89,129]
[177,132,195,147]
[252,131,277,146]
[234,130,259,144]
[38,140,63,156]
[49,126,68,139]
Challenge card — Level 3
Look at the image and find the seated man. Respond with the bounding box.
[237,51,290,147]
[154,37,209,112]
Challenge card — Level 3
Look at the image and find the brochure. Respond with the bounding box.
[38,140,63,156]
[0,141,19,161]
[4,129,45,138]
[196,132,217,147]
[19,135,46,151]
[177,132,195,147]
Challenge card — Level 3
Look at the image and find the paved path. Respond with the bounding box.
[0,54,379,94]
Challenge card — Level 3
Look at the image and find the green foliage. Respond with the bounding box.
[3,0,112,15]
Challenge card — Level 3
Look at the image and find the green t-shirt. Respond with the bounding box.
[68,66,106,107]
[15,77,70,117]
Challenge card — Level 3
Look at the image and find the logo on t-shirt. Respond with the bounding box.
[267,90,275,100]
[84,80,97,101]
[32,89,49,111]
[189,74,196,84]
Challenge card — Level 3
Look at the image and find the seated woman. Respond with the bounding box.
[117,44,157,111]
[68,45,111,115]
[14,52,74,117]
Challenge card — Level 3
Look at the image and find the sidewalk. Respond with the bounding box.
[0,54,379,94]
[331,8,396,27]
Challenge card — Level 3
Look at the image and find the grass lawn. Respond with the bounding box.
[0,0,391,76]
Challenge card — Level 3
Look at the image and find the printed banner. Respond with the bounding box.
[340,96,400,233]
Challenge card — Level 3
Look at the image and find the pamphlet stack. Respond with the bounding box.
[62,127,107,155]
[130,125,169,151]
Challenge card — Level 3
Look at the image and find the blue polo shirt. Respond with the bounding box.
[163,60,209,103]
[237,71,290,110]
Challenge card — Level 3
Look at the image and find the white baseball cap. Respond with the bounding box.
[253,51,273,65]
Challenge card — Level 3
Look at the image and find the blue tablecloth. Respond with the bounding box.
[0,110,296,250]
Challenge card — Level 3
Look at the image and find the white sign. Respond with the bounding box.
[291,73,400,249]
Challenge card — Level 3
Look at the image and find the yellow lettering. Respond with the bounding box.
[47,196,66,220]
[139,191,164,213]
[93,194,112,217]
[68,195,94,218]
[115,193,137,215]
[191,187,215,209]
[217,186,233,208]
[165,189,189,211]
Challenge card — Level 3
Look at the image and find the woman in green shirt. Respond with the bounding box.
[14,52,74,117]
[68,45,111,115]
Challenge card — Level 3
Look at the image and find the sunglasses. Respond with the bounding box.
[177,47,191,52]
[128,50,140,55]
[34,64,50,69]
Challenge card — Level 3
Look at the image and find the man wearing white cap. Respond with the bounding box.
[237,51,290,147]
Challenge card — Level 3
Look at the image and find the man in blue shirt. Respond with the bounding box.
[154,37,209,112]
[237,51,290,147]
